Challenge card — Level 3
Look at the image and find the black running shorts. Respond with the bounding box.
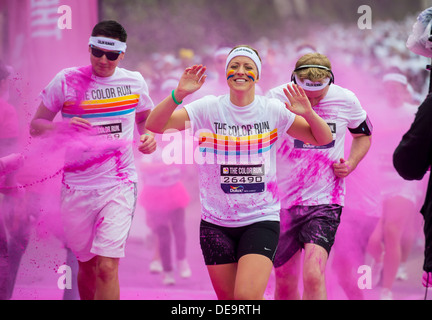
[199,220,280,265]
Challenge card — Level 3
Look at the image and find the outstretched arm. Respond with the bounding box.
[284,84,333,146]
[146,65,207,133]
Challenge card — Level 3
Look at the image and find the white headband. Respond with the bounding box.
[294,75,330,92]
[88,36,127,53]
[225,47,262,77]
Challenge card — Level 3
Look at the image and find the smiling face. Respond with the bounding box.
[226,56,259,92]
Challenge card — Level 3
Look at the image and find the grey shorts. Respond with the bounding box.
[274,204,342,268]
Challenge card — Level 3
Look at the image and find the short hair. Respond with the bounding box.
[294,53,332,82]
[91,20,127,42]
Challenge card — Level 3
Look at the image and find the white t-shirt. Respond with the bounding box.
[184,94,295,227]
[40,65,154,189]
[267,83,368,208]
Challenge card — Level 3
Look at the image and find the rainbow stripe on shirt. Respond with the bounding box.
[61,94,140,118]
[199,129,278,156]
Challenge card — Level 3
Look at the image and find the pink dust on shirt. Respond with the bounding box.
[266,181,279,200]
[280,149,337,207]
[61,66,133,181]
[63,65,93,116]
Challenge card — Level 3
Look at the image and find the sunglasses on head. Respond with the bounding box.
[90,45,122,61]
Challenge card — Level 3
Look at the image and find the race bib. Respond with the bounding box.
[294,122,336,149]
[220,164,265,194]
[92,120,123,140]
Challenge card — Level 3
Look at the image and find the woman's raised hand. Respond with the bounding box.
[283,84,313,117]
[176,65,207,97]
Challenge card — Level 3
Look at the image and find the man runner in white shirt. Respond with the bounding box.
[267,52,372,300]
[29,20,156,300]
